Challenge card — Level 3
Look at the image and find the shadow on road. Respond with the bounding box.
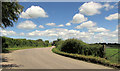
[1,54,23,69]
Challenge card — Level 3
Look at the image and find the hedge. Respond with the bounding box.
[52,48,120,69]
[56,39,105,58]
[2,36,51,52]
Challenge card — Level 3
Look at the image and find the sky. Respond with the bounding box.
[0,2,119,43]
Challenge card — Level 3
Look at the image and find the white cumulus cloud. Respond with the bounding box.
[79,2,103,16]
[71,13,88,24]
[75,21,96,29]
[46,23,56,26]
[58,24,64,27]
[0,30,16,36]
[39,25,44,28]
[103,3,114,11]
[105,13,119,20]
[88,27,109,33]
[66,23,71,26]
[19,32,25,36]
[17,20,37,30]
[20,5,48,19]
[0,30,25,36]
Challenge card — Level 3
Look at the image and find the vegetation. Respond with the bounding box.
[1,2,23,28]
[4,47,43,52]
[54,38,105,58]
[52,48,120,69]
[52,38,62,46]
[52,38,120,68]
[95,43,120,48]
[106,48,119,64]
[2,36,51,53]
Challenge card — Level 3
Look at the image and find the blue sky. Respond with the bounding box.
[1,2,119,43]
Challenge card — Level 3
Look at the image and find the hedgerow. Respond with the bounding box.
[52,48,120,69]
[2,36,51,52]
[56,38,105,58]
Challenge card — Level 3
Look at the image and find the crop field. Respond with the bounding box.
[106,47,119,64]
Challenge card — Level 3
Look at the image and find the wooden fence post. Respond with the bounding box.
[103,44,106,58]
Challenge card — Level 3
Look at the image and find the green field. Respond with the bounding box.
[106,47,119,64]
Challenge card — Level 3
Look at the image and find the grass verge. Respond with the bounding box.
[52,48,120,69]
[3,46,52,53]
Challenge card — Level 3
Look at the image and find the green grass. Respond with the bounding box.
[3,46,52,53]
[5,47,41,51]
[106,48,119,64]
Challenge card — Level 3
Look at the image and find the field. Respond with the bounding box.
[106,47,119,64]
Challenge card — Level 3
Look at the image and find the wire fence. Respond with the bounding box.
[105,46,119,64]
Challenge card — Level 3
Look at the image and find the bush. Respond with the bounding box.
[56,40,64,49]
[57,38,105,58]
[59,39,87,53]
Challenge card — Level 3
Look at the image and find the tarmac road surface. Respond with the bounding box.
[5,47,112,69]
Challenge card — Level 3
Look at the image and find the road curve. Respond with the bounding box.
[5,47,112,69]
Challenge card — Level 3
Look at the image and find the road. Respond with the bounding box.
[4,47,112,69]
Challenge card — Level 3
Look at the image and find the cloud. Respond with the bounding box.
[39,25,44,28]
[95,31,117,38]
[58,24,64,27]
[103,3,114,11]
[27,28,115,43]
[1,28,117,43]
[75,21,96,29]
[17,20,37,30]
[19,32,25,36]
[105,13,119,20]
[27,29,57,37]
[0,30,16,36]
[20,5,48,19]
[27,28,89,38]
[88,27,109,33]
[79,2,103,16]
[46,23,65,27]
[46,23,56,26]
[66,23,71,26]
[26,28,95,43]
[71,13,88,24]
[75,20,109,33]
[0,30,25,36]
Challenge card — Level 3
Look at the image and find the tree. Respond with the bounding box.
[45,40,49,46]
[36,39,43,42]
[45,40,49,43]
[1,2,23,28]
[57,38,62,41]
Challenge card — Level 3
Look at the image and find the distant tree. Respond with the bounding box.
[36,39,43,42]
[45,40,49,43]
[1,2,24,28]
[45,40,49,46]
[57,38,62,41]
[52,40,57,46]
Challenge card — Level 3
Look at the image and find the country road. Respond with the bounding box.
[3,47,112,69]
